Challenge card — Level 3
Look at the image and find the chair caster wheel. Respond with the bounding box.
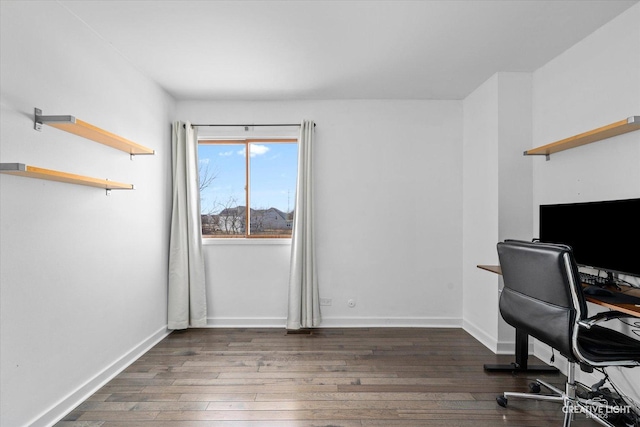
[496,396,508,407]
[529,382,541,393]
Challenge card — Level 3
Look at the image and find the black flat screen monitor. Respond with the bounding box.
[539,198,640,278]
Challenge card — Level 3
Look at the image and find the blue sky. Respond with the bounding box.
[198,142,298,214]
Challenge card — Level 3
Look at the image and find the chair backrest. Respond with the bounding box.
[497,240,588,360]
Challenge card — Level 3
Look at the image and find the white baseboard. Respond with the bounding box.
[462,319,497,352]
[206,317,287,328]
[30,325,170,427]
[206,316,462,328]
[318,316,462,328]
[462,320,532,355]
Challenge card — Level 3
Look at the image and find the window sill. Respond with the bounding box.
[202,238,292,246]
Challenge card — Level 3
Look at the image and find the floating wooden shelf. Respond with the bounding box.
[34,108,154,156]
[524,116,639,159]
[477,264,502,275]
[0,163,134,191]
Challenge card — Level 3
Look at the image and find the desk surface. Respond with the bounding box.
[477,264,640,318]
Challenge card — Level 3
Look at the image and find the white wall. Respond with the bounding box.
[462,73,533,352]
[462,75,501,347]
[531,2,640,403]
[0,2,174,426]
[177,99,463,327]
[202,240,292,326]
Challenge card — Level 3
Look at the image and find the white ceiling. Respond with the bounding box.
[59,0,638,101]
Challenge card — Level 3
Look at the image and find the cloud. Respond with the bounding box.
[199,158,210,164]
[251,145,270,156]
[238,144,270,157]
[218,150,234,156]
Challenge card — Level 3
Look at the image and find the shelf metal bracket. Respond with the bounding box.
[523,151,550,161]
[0,163,26,172]
[105,181,135,195]
[34,108,76,131]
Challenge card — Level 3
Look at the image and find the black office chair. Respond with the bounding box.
[495,240,640,427]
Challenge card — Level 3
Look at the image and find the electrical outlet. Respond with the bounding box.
[320,298,332,306]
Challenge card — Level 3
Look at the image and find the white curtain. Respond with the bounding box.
[168,121,207,330]
[287,120,320,330]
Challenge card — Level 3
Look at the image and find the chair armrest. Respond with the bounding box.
[578,311,633,329]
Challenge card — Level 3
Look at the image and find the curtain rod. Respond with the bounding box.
[189,123,315,128]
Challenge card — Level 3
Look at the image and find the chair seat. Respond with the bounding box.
[578,325,640,363]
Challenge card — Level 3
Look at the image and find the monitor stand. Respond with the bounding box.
[605,272,618,287]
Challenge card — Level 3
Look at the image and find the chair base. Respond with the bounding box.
[496,363,629,427]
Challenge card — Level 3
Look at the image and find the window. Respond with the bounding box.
[198,138,298,238]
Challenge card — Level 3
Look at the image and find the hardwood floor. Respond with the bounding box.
[56,327,608,426]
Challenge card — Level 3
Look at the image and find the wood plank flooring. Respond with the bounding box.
[56,327,607,426]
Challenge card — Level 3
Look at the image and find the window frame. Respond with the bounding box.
[198,137,298,239]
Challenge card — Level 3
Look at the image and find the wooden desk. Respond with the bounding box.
[478,264,640,318]
[477,264,640,373]
[586,292,640,318]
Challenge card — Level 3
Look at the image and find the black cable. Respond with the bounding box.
[599,367,640,426]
